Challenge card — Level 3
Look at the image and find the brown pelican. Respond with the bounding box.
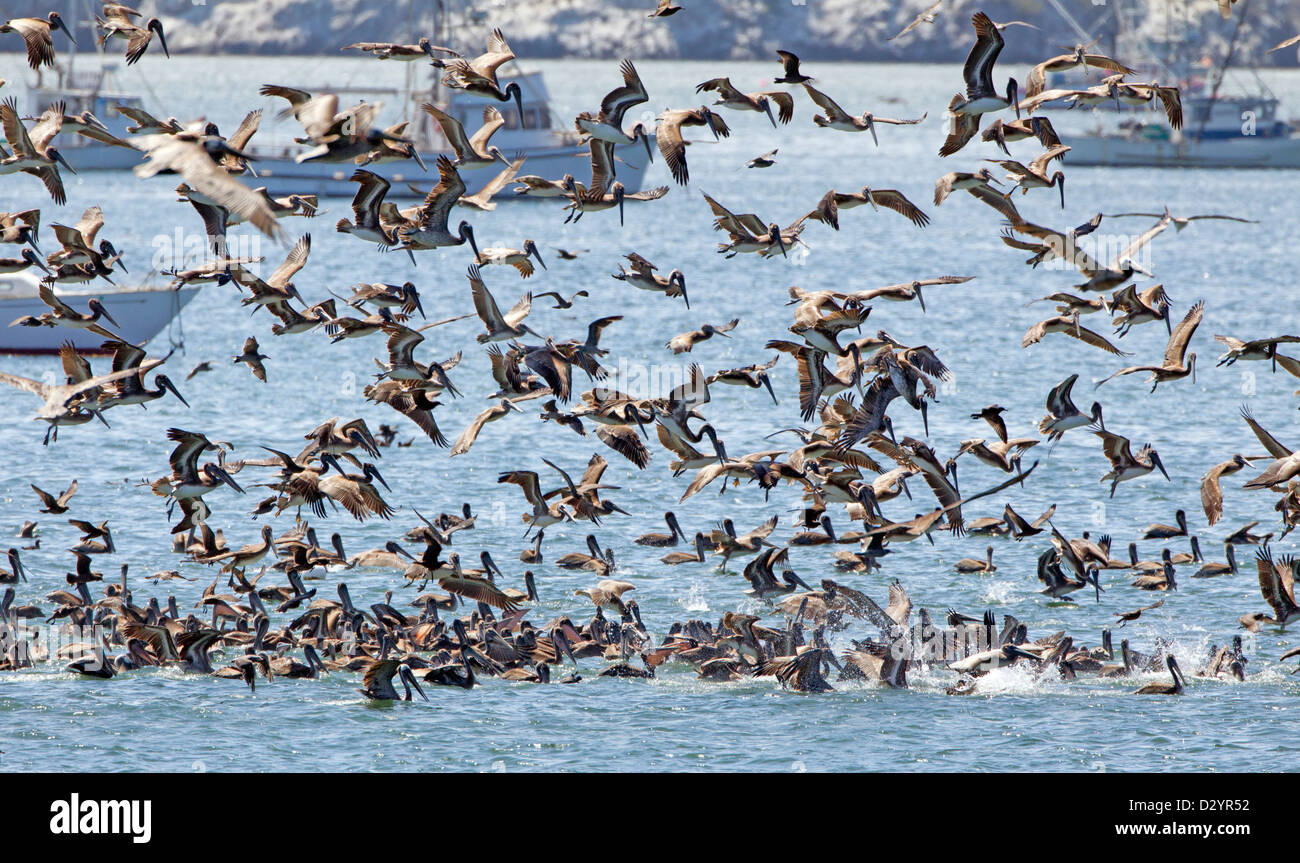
[96,4,169,65]
[1133,654,1185,695]
[438,29,526,126]
[361,659,427,702]
[344,37,446,60]
[397,157,479,258]
[1254,547,1299,628]
[655,107,730,185]
[232,337,269,382]
[986,144,1069,208]
[574,59,653,160]
[422,103,511,170]
[1038,374,1103,444]
[696,78,794,129]
[949,13,1019,120]
[802,84,925,143]
[1097,301,1203,392]
[31,479,77,514]
[1,98,74,204]
[1,11,76,69]
[954,546,996,574]
[1024,45,1135,98]
[1095,429,1169,497]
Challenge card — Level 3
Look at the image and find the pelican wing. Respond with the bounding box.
[868,189,930,227]
[0,98,37,156]
[467,106,505,154]
[1239,406,1291,459]
[601,59,649,125]
[801,84,853,124]
[963,12,1005,98]
[268,234,311,287]
[1163,300,1204,366]
[415,156,467,230]
[132,134,282,239]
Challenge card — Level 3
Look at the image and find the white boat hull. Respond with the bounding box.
[0,278,200,354]
[58,139,656,199]
[243,140,654,199]
[1065,132,1300,168]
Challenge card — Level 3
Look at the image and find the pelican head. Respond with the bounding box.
[385,540,415,561]
[504,82,526,129]
[362,463,390,492]
[148,19,170,58]
[631,122,655,162]
[911,280,927,313]
[87,298,120,328]
[1090,401,1104,429]
[523,239,546,270]
[1149,450,1170,481]
[611,182,627,226]
[203,462,244,493]
[98,240,126,272]
[669,269,689,309]
[399,663,428,701]
[48,11,76,46]
[21,248,50,273]
[457,220,480,260]
[767,222,787,258]
[401,281,425,318]
[154,374,190,407]
[47,147,76,175]
[862,114,879,146]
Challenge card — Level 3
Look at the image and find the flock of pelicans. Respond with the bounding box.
[1,4,1300,706]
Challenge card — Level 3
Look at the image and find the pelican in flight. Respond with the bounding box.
[438,28,526,127]
[696,78,794,129]
[949,12,1019,120]
[1,11,76,69]
[574,59,654,162]
[802,84,925,144]
[1096,300,1203,392]
[1094,429,1169,497]
[96,4,170,65]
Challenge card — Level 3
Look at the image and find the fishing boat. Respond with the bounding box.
[1041,0,1300,168]
[242,66,652,199]
[0,272,198,355]
[19,0,651,197]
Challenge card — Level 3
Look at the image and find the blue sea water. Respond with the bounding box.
[1,55,1299,772]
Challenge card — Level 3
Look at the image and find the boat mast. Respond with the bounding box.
[1198,0,1250,139]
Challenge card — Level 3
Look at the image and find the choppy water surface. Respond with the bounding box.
[2,56,1300,772]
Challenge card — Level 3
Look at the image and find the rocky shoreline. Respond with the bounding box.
[7,0,1300,65]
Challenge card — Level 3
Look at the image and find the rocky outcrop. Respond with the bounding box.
[9,0,1300,64]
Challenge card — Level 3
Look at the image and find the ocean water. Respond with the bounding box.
[2,54,1300,772]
